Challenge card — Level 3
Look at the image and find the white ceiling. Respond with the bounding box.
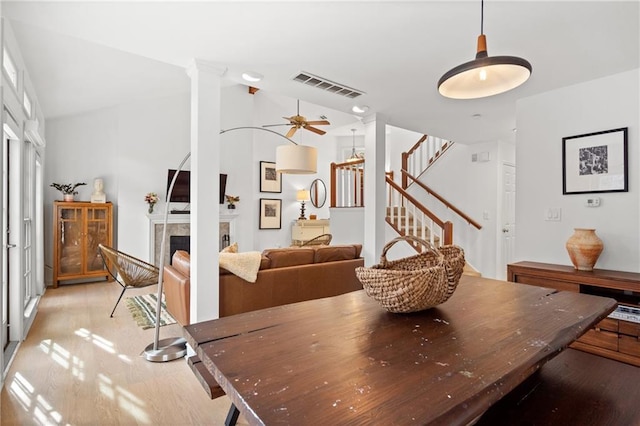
[3,1,639,143]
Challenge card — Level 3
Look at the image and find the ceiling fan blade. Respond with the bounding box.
[262,123,291,128]
[305,120,331,126]
[304,126,326,136]
[286,127,298,138]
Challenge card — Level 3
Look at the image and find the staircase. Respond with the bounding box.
[330,133,482,275]
[385,177,452,247]
[402,135,454,189]
[386,207,440,245]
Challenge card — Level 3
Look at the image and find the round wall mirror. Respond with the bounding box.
[310,178,327,208]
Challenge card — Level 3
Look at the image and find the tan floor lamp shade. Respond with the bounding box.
[276,144,317,174]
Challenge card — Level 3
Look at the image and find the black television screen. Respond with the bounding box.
[167,170,227,204]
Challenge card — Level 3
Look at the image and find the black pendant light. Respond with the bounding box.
[438,0,532,99]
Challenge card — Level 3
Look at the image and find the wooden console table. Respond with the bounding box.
[290,219,330,246]
[508,261,640,366]
[184,275,614,425]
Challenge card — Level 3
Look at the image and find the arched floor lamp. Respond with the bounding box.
[143,126,317,362]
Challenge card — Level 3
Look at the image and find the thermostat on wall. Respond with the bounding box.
[585,197,601,207]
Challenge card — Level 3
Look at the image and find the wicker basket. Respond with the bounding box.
[355,236,465,313]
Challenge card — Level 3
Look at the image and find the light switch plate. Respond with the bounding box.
[545,208,561,221]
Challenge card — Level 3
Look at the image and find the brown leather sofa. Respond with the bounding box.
[163,244,364,325]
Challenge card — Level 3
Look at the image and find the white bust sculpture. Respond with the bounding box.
[91,178,106,203]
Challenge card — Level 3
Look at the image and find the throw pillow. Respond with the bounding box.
[221,242,238,253]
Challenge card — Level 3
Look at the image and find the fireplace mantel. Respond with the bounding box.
[147,212,238,266]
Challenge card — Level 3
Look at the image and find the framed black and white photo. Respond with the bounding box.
[259,198,282,229]
[562,127,628,195]
[259,161,282,193]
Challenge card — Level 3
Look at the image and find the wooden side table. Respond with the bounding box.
[290,219,330,246]
[507,261,640,366]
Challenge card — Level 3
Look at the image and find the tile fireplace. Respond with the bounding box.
[147,213,237,266]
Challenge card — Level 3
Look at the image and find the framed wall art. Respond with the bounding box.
[259,161,282,193]
[562,127,628,195]
[259,198,282,229]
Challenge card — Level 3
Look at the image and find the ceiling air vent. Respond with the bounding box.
[292,72,364,99]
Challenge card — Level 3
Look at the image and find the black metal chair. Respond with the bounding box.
[98,244,159,317]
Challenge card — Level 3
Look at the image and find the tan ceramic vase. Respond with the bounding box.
[565,228,604,271]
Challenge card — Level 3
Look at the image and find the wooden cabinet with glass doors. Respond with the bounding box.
[52,201,113,287]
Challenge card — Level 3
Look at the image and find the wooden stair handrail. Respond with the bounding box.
[333,159,365,168]
[331,159,365,208]
[385,177,453,245]
[401,135,428,188]
[387,176,444,228]
[402,169,482,230]
[386,176,453,245]
[406,134,428,157]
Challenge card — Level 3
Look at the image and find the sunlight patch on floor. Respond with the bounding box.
[39,339,71,370]
[75,327,116,354]
[38,339,85,380]
[9,372,63,425]
[98,373,151,424]
[118,353,133,363]
[9,372,33,411]
[30,331,149,423]
[74,327,133,364]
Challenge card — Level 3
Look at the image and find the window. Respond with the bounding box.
[23,91,32,118]
[2,48,18,90]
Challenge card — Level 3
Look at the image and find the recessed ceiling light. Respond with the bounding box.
[242,71,263,83]
[352,105,369,114]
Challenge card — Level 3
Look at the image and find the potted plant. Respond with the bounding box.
[145,192,159,214]
[51,182,87,202]
[225,195,240,209]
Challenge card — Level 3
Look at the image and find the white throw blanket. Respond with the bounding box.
[219,251,262,283]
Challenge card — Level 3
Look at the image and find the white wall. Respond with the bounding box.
[384,125,424,183]
[515,69,640,272]
[44,86,351,276]
[44,93,189,273]
[251,92,337,250]
[220,84,255,253]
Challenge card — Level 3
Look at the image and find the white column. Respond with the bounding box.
[186,60,226,322]
[362,114,387,266]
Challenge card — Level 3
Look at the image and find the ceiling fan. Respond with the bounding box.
[263,100,330,138]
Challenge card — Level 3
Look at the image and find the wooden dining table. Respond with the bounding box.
[183,275,616,425]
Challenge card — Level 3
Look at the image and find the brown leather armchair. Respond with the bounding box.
[163,250,191,325]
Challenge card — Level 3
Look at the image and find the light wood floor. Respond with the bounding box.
[1,280,247,425]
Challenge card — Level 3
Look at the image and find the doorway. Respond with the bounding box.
[2,135,9,352]
[498,163,516,280]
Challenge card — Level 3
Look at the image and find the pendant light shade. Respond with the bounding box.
[438,1,532,99]
[276,144,317,174]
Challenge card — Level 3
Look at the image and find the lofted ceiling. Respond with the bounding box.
[2,1,639,143]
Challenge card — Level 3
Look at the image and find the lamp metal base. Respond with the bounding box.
[143,337,188,362]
